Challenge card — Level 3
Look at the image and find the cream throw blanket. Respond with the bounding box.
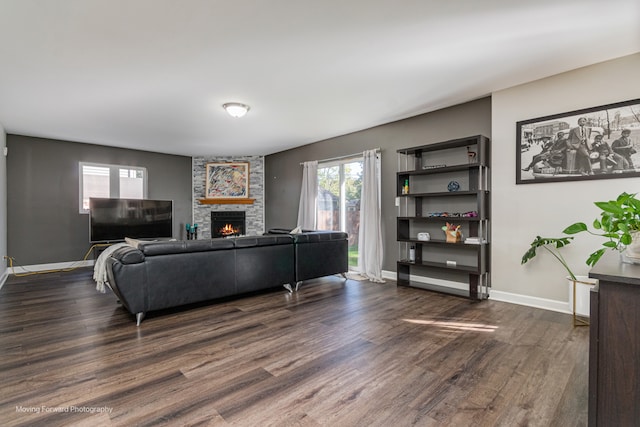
[93,243,130,293]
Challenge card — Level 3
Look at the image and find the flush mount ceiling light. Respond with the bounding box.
[222,102,250,118]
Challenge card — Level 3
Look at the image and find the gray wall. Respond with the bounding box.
[265,97,491,272]
[491,53,640,305]
[7,135,192,265]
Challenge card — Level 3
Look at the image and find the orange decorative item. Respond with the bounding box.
[442,222,462,243]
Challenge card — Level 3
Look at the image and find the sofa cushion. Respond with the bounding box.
[138,239,234,256]
[233,235,293,248]
[294,231,347,243]
[266,228,314,235]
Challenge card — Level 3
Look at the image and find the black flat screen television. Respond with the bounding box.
[89,198,173,243]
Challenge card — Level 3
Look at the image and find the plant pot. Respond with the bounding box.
[567,275,598,325]
[620,231,640,265]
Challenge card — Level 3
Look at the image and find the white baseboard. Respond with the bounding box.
[381,269,571,314]
[382,269,397,281]
[489,290,571,314]
[7,260,94,275]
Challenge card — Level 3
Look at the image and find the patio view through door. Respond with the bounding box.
[316,157,363,270]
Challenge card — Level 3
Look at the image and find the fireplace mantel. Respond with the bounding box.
[198,198,255,205]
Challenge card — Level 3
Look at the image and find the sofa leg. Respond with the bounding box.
[283,284,293,293]
[295,281,302,291]
[341,273,348,280]
[136,312,145,326]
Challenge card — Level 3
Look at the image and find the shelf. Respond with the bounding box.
[396,135,490,300]
[198,198,255,205]
[398,190,487,198]
[398,259,480,274]
[396,280,471,298]
[398,238,488,246]
[398,216,484,222]
[397,164,486,176]
[397,135,489,155]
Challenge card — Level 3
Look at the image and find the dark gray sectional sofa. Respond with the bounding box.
[104,231,348,325]
[266,228,349,290]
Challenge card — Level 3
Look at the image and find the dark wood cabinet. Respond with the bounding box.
[588,254,640,426]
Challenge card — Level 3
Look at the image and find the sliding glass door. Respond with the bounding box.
[317,158,363,269]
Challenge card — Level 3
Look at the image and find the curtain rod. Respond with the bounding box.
[300,148,381,165]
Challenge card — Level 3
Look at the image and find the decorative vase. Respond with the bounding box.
[620,231,640,265]
[567,275,598,326]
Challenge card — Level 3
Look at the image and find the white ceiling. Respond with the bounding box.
[0,0,638,157]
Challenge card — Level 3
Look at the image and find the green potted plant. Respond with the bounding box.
[521,236,576,280]
[521,235,596,325]
[563,192,640,266]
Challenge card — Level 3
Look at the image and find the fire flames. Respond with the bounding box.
[219,223,240,236]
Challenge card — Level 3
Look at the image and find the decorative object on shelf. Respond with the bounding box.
[205,162,250,199]
[516,98,640,184]
[447,180,460,192]
[426,211,478,218]
[442,222,462,243]
[409,245,416,262]
[467,146,477,163]
[563,191,640,266]
[417,232,430,241]
[402,179,409,194]
[422,164,447,169]
[464,237,484,244]
[185,223,198,240]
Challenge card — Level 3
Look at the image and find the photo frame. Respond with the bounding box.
[205,162,250,199]
[516,98,640,184]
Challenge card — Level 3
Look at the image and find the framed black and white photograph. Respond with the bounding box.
[516,98,640,184]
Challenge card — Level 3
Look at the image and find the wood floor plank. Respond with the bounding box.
[0,268,588,426]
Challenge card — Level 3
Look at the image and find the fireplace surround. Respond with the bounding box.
[211,211,246,238]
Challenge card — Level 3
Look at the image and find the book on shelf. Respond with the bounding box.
[464,237,485,244]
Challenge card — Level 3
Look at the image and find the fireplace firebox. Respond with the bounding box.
[211,211,246,238]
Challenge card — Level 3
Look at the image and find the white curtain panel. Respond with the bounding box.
[297,160,318,229]
[358,149,385,283]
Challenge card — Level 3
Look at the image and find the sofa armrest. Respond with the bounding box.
[292,231,348,281]
[265,228,294,235]
[110,246,145,264]
[105,252,147,315]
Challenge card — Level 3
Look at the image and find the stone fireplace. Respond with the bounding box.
[211,211,246,238]
[193,156,264,239]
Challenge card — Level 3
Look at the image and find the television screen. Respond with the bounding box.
[89,198,173,243]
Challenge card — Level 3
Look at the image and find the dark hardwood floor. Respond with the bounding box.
[0,268,588,426]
